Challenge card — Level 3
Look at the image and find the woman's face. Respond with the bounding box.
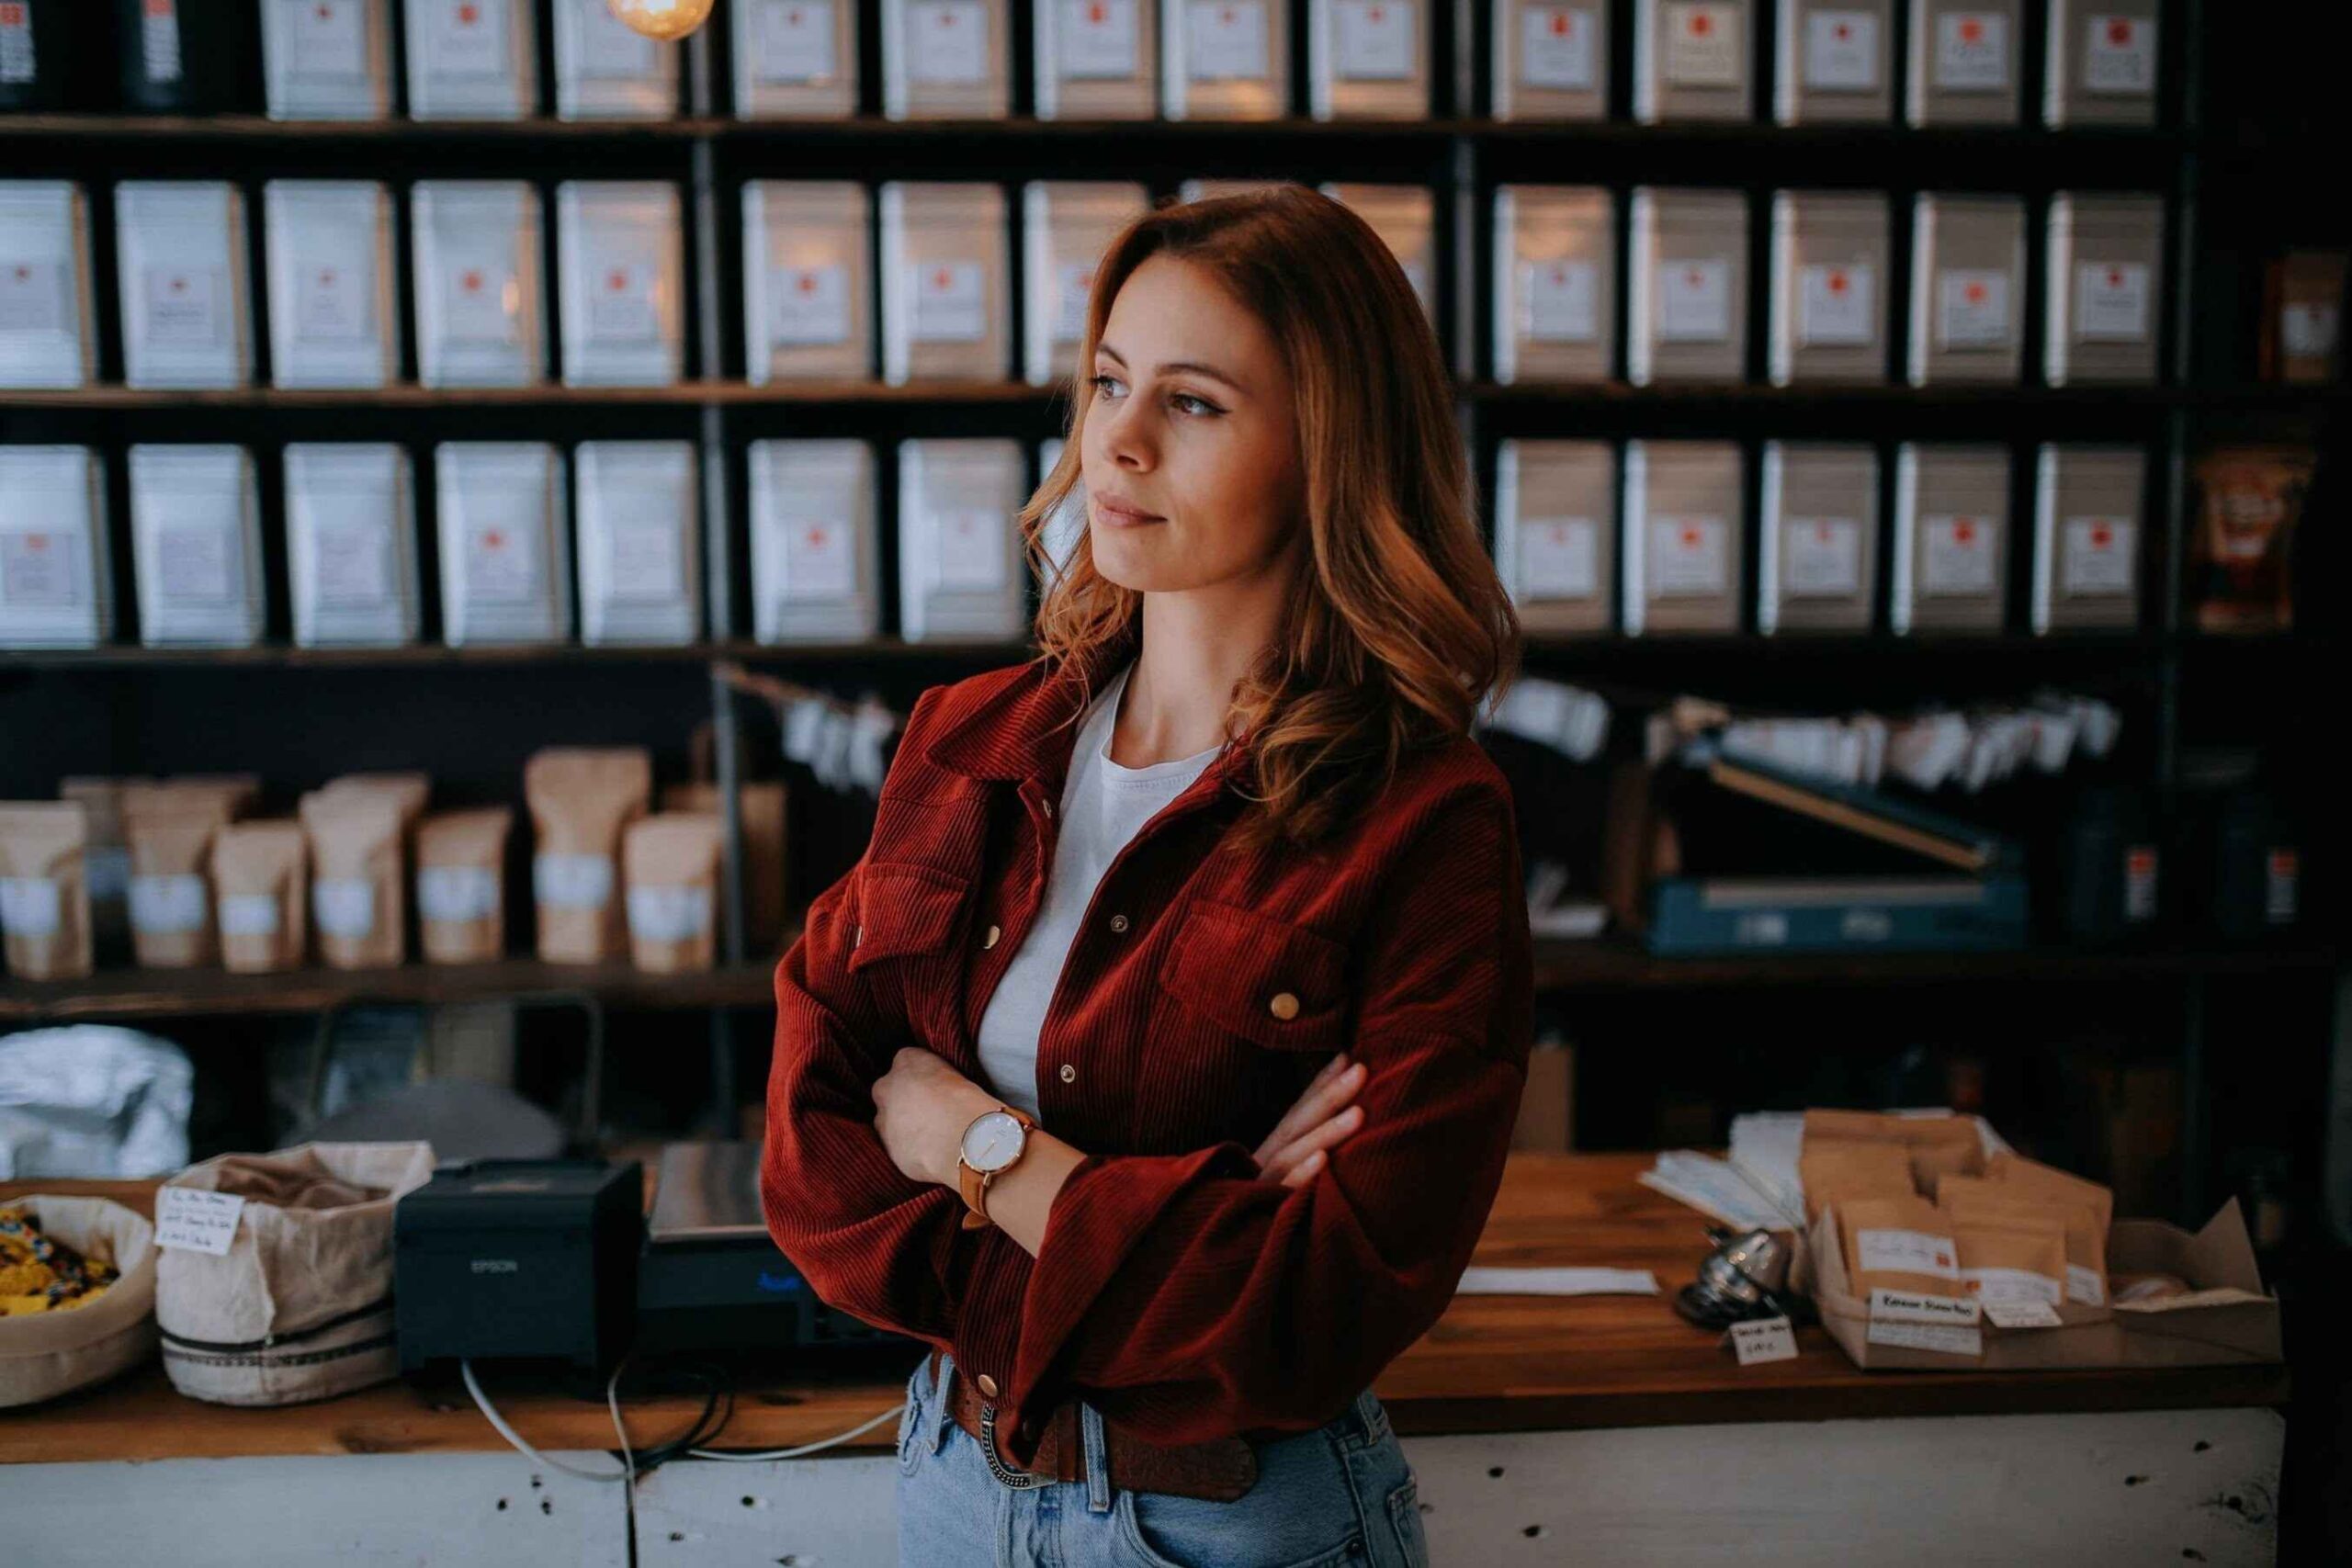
[1080,254,1306,595]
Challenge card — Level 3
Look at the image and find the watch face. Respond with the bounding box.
[961,1110,1027,1173]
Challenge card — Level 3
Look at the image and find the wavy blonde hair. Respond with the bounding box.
[1019,186,1521,849]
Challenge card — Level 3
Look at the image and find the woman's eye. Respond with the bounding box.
[1170,393,1220,417]
[1090,374,1124,398]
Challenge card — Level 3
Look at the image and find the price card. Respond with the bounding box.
[1798,262,1875,346]
[2074,262,2150,343]
[1661,2,1741,87]
[1933,11,2007,90]
[2082,14,2154,96]
[1333,0,1414,81]
[1983,1298,2064,1330]
[910,260,986,342]
[1920,514,1996,594]
[1188,0,1270,80]
[1648,516,1727,596]
[908,0,989,85]
[754,0,836,83]
[1804,11,1878,90]
[1059,0,1138,78]
[155,1186,247,1256]
[1936,269,2009,347]
[2061,516,2134,595]
[1729,1315,1799,1365]
[1520,6,1594,89]
[768,264,852,346]
[1519,516,1597,598]
[1519,259,1597,342]
[1657,258,1731,342]
[1783,516,1860,596]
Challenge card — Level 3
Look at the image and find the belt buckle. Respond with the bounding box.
[978,1401,1052,1490]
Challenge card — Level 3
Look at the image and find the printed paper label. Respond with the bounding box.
[130,873,209,933]
[284,0,368,76]
[579,2,658,75]
[2062,516,2134,596]
[535,852,614,909]
[0,260,69,333]
[1962,1266,2064,1305]
[295,260,372,344]
[1982,1298,2064,1329]
[463,521,542,604]
[603,521,685,602]
[767,264,852,346]
[1188,0,1270,80]
[1855,1228,1961,1280]
[144,267,225,346]
[1333,0,1415,81]
[1729,1315,1799,1365]
[1933,11,2007,90]
[143,0,184,85]
[1657,258,1732,342]
[2265,851,2299,925]
[442,261,519,345]
[909,261,987,342]
[1519,516,1598,599]
[313,876,376,938]
[1519,259,1598,342]
[908,0,989,84]
[753,0,836,82]
[155,523,238,604]
[0,876,60,936]
[1867,1286,1981,1325]
[781,517,858,600]
[419,864,500,922]
[1661,3,1741,87]
[1647,516,1728,597]
[1803,11,1878,90]
[628,884,710,942]
[1798,262,1875,346]
[2124,844,2158,921]
[587,261,661,343]
[2281,303,2337,360]
[1059,0,1138,78]
[219,892,282,936]
[1520,6,1594,89]
[1937,269,2010,347]
[2083,15,2154,96]
[424,0,511,76]
[1,531,81,608]
[1782,516,1861,596]
[1866,1318,1983,1355]
[2075,262,2150,343]
[1054,260,1097,343]
[1920,514,1996,595]
[932,509,1010,591]
[154,1187,245,1256]
[0,5,36,85]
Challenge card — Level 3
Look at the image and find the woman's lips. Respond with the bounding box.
[1093,497,1165,527]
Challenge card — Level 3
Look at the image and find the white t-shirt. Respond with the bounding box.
[973,660,1223,1120]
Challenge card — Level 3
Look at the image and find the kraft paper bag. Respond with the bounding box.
[211,820,309,973]
[526,747,651,964]
[0,802,93,981]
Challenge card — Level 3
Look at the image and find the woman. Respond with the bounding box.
[761,186,1533,1568]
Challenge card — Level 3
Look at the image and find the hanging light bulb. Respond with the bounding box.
[607,0,717,41]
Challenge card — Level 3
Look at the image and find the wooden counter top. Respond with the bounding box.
[0,1153,2289,1466]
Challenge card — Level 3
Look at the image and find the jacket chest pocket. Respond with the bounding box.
[848,861,970,975]
[1156,897,1350,1054]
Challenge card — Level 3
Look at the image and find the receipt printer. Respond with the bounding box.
[393,1158,643,1378]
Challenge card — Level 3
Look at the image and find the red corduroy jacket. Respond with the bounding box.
[760,632,1533,1472]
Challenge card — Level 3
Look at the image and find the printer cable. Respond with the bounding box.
[461,1357,639,1489]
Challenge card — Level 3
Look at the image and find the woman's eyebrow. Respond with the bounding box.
[1098,343,1249,395]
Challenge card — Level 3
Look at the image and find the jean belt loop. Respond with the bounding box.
[929,1352,955,1454]
[1080,1401,1114,1514]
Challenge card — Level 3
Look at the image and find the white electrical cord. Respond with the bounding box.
[686,1399,907,1461]
[461,1358,637,1487]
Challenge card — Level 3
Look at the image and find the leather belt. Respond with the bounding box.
[924,1348,1259,1503]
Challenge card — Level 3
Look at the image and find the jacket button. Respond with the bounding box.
[1059,1064,1077,1083]
[984,923,1001,949]
[1107,913,1129,933]
[853,924,863,948]
[977,1372,1000,1398]
[1268,991,1300,1021]
[1041,801,1054,820]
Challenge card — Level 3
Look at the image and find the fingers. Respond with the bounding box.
[1251,1055,1365,1167]
[1258,1101,1366,1186]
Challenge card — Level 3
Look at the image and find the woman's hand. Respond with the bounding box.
[872,1046,1001,1189]
[1251,1053,1367,1187]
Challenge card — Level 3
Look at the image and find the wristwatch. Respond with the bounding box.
[956,1103,1037,1231]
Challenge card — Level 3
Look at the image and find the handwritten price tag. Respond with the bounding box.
[1729,1315,1798,1365]
[154,1187,247,1256]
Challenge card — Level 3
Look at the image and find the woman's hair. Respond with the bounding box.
[1020,186,1521,849]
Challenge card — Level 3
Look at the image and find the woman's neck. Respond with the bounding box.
[1108,577,1288,768]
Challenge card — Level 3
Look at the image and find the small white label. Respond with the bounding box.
[313,876,377,939]
[1188,0,1271,80]
[579,2,658,75]
[130,873,209,934]
[1519,258,1598,342]
[2082,14,2154,96]
[1983,1298,2064,1329]
[1782,516,1861,596]
[2062,516,2134,596]
[2123,844,2157,922]
[781,517,859,600]
[2265,850,2299,925]
[1962,1266,2064,1305]
[144,267,224,345]
[0,876,62,937]
[0,5,37,86]
[1647,516,1728,597]
[1867,1317,1983,1356]
[1867,1286,1982,1325]
[424,0,510,76]
[1657,258,1732,343]
[1059,0,1138,77]
[154,523,238,604]
[601,519,686,602]
[1937,269,2011,347]
[753,0,836,82]
[1729,1315,1799,1365]
[628,884,711,942]
[1798,262,1876,346]
[0,260,68,334]
[2075,262,2150,343]
[2281,302,2337,360]
[442,260,520,346]
[1333,0,1415,81]
[309,520,394,607]
[1661,2,1741,87]
[1,531,81,608]
[587,261,661,344]
[154,1186,246,1256]
[1519,516,1598,599]
[142,0,184,85]
[85,846,132,901]
[294,259,372,344]
[1933,11,2007,91]
[1053,259,1097,343]
[1520,5,1594,89]
[932,509,1011,591]
[1919,514,1996,595]
[767,264,852,347]
[219,892,283,936]
[907,0,989,84]
[419,864,500,923]
[284,0,368,76]
[535,852,614,909]
[1734,909,1788,945]
[462,520,542,604]
[1803,11,1878,91]
[909,260,987,342]
[1855,1228,1962,1280]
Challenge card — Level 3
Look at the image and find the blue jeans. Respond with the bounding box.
[896,1350,1431,1568]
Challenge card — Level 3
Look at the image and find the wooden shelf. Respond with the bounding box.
[1528,939,2340,991]
[0,637,1028,671]
[0,379,1062,411]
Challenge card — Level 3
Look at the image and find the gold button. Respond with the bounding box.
[1268,991,1300,1021]
[1108,913,1129,933]
[977,1373,999,1398]
[1059,1064,1077,1083]
[1041,801,1054,820]
[984,923,1001,949]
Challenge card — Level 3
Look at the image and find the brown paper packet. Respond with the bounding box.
[211,821,309,973]
[1979,1154,2117,1305]
[1939,1182,2108,1306]
[299,791,406,970]
[662,781,786,953]
[0,802,93,980]
[126,811,225,968]
[1953,1219,2069,1309]
[1800,1138,1918,1223]
[415,807,512,965]
[1838,1195,1965,1301]
[59,776,150,960]
[321,772,430,831]
[526,748,651,964]
[624,813,721,974]
[169,773,264,818]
